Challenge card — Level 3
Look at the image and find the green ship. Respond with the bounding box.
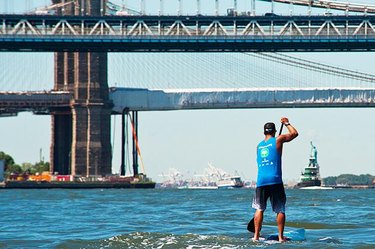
[295,142,322,188]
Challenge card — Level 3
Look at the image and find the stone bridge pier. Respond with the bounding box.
[50,0,112,176]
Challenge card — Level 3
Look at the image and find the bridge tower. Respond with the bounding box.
[50,0,112,176]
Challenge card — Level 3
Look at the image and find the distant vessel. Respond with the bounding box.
[205,163,244,189]
[299,186,333,190]
[160,163,244,189]
[217,176,244,189]
[1,173,155,189]
[2,180,156,189]
[182,185,218,190]
[295,142,322,188]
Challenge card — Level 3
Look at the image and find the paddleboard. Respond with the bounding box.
[254,229,305,244]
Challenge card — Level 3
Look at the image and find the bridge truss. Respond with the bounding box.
[0,14,375,51]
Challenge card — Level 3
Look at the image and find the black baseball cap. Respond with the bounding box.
[264,122,276,134]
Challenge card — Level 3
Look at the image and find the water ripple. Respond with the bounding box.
[0,189,374,248]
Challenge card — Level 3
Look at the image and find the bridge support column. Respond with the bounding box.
[86,104,112,176]
[70,52,112,177]
[52,51,112,177]
[50,113,72,175]
[50,2,75,175]
[70,103,112,177]
[52,0,112,177]
[50,52,74,175]
[71,105,88,175]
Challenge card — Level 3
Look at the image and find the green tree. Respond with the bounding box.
[33,161,50,174]
[0,151,21,178]
[0,151,15,168]
[21,161,50,174]
[322,176,337,186]
[0,151,51,178]
[5,164,22,174]
[323,174,375,185]
[21,163,33,174]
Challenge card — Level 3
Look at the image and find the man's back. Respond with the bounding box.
[256,137,282,187]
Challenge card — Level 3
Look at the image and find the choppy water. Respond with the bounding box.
[0,188,374,248]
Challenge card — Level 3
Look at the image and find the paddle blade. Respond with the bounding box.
[247,218,255,233]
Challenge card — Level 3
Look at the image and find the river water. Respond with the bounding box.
[0,188,374,248]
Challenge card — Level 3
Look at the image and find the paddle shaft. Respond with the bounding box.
[247,123,284,233]
[278,123,284,136]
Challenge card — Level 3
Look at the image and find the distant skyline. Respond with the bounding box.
[0,0,374,183]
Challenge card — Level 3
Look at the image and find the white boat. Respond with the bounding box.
[206,163,244,189]
[299,186,333,190]
[217,176,244,189]
[186,185,218,190]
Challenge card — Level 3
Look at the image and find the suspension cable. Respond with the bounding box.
[245,52,375,83]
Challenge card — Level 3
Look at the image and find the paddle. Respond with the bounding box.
[247,123,284,233]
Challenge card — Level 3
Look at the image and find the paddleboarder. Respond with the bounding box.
[251,117,298,242]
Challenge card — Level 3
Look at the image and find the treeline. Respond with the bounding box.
[0,151,49,177]
[323,174,375,186]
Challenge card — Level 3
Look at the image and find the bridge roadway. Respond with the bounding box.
[2,87,374,115]
[1,14,375,52]
[0,91,71,115]
[109,87,375,112]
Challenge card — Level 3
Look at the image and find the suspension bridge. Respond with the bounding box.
[0,0,374,178]
[1,0,375,51]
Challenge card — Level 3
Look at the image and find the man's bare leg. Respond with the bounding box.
[253,210,264,241]
[276,212,286,242]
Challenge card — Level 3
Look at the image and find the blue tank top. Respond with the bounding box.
[256,137,283,187]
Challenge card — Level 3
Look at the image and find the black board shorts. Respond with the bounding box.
[252,183,286,213]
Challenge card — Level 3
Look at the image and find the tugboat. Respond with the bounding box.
[295,142,322,188]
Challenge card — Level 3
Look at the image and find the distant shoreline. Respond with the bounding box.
[324,185,375,189]
[285,184,375,189]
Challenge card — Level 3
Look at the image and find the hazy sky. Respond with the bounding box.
[0,0,374,183]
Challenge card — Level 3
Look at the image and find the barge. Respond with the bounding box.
[1,174,155,189]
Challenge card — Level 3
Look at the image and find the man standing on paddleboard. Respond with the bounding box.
[252,117,298,242]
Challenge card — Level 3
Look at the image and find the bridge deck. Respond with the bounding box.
[110,87,375,112]
[2,88,375,115]
[0,91,71,114]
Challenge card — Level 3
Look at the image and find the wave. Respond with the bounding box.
[54,232,259,249]
[10,230,373,248]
